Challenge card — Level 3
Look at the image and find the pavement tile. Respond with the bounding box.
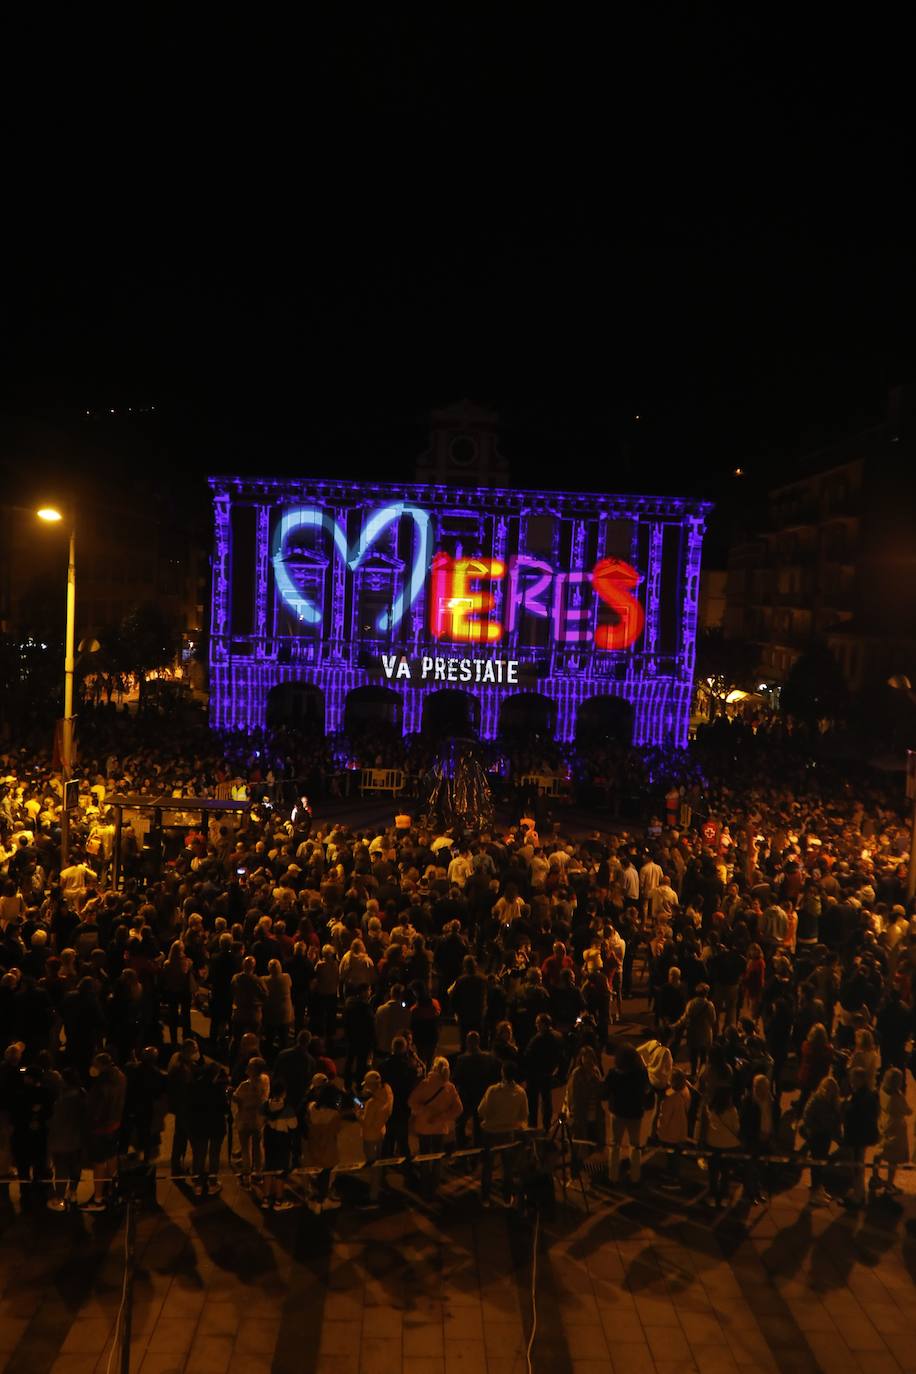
[197,1302,241,1336]
[445,1308,484,1341]
[404,1324,446,1358]
[634,1295,680,1326]
[316,1359,360,1374]
[360,1336,403,1374]
[235,1316,279,1355]
[325,1288,366,1320]
[186,1334,234,1373]
[227,1358,273,1374]
[647,1326,695,1361]
[138,1355,185,1374]
[867,1303,916,1335]
[881,1341,916,1374]
[689,1345,741,1374]
[409,1360,445,1374]
[444,1338,488,1374]
[0,1318,29,1353]
[833,1319,888,1352]
[59,1317,117,1355]
[608,1347,663,1374]
[598,1310,646,1342]
[853,1357,904,1374]
[803,1332,860,1369]
[50,1359,105,1374]
[146,1318,197,1354]
[679,1312,725,1344]
[320,1320,365,1356]
[784,1300,837,1332]
[364,1307,404,1339]
[564,1324,610,1359]
[482,1322,525,1359]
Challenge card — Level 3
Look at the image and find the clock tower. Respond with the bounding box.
[415,399,510,487]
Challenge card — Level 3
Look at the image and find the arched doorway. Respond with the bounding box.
[575,694,635,745]
[265,682,325,729]
[422,690,480,737]
[344,685,404,734]
[499,692,557,739]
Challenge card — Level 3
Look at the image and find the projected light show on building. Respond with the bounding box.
[208,475,711,746]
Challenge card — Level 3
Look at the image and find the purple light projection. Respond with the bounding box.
[208,476,712,746]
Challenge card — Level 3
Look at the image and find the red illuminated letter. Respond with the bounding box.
[591,559,645,650]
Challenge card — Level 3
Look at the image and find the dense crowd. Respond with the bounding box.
[0,714,914,1219]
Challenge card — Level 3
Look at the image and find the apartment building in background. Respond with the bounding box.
[724,385,916,692]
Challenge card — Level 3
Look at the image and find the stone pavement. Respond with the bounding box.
[0,1158,915,1374]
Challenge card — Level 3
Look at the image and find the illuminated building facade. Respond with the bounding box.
[209,474,711,745]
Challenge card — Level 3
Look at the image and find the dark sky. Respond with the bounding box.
[1,10,913,535]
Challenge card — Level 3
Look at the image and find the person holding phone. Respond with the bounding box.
[356,1070,393,1206]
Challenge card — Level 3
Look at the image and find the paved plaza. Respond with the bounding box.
[1,1138,915,1374]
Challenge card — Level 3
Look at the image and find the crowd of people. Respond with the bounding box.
[0,713,914,1220]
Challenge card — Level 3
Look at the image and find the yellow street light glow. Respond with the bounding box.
[36,507,64,522]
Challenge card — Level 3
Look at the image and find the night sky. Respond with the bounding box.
[1,12,912,554]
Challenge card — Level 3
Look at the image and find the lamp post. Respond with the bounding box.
[37,507,75,867]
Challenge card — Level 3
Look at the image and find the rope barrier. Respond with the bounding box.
[16,1133,914,1195]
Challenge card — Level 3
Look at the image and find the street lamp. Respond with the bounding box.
[36,505,76,867]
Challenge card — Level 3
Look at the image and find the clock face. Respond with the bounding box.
[449,435,477,467]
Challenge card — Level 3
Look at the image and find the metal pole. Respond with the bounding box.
[119,1198,136,1374]
[113,805,123,891]
[61,523,76,868]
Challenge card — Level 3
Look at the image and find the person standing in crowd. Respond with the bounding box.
[656,1067,691,1187]
[160,939,195,1046]
[232,1054,270,1188]
[188,1057,229,1198]
[605,1042,650,1186]
[167,1038,200,1179]
[872,1067,912,1198]
[453,1030,500,1148]
[408,1056,462,1195]
[259,1077,300,1210]
[342,983,375,1092]
[230,956,267,1051]
[381,1035,423,1170]
[842,1065,879,1209]
[478,1062,529,1207]
[10,1059,53,1209]
[676,982,717,1077]
[262,958,294,1055]
[82,1051,126,1211]
[801,1075,843,1205]
[46,1067,86,1212]
[356,1070,393,1207]
[450,956,488,1050]
[564,1045,604,1169]
[304,1078,345,1213]
[523,1013,564,1130]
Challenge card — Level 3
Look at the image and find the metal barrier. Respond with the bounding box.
[360,768,405,797]
[521,774,572,801]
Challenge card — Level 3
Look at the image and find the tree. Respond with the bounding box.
[781,644,849,726]
[87,622,131,704]
[117,602,181,708]
[694,628,760,715]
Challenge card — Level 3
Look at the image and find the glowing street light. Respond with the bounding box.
[35,505,76,865]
